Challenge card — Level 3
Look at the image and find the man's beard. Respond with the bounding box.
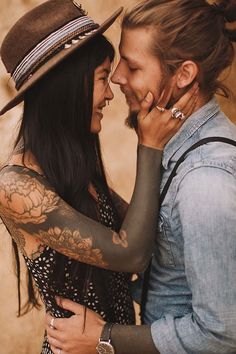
[124,74,183,130]
[124,100,158,131]
[125,111,139,130]
[124,94,179,131]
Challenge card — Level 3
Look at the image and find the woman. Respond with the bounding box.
[0,1,197,353]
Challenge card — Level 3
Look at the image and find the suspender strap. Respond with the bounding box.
[140,136,236,323]
[160,137,236,206]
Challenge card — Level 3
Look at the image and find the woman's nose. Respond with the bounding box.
[106,84,114,101]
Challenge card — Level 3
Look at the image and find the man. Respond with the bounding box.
[46,0,236,353]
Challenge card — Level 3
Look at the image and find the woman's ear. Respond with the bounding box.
[176,60,199,88]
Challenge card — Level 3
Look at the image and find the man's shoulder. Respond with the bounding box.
[183,113,236,169]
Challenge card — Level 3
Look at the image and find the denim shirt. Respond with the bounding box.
[134,98,236,353]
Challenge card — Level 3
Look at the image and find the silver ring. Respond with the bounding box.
[155,105,165,112]
[49,317,55,329]
[171,107,185,120]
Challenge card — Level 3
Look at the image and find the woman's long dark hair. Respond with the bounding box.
[13,34,118,316]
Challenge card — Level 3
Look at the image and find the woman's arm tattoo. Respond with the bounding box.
[0,167,118,267]
[0,145,162,272]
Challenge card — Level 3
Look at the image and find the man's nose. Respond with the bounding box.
[111,62,127,85]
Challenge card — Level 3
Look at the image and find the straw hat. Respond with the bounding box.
[0,0,123,115]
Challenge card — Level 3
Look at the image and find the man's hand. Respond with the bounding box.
[45,297,105,354]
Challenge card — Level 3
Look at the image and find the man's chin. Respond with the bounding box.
[125,111,139,130]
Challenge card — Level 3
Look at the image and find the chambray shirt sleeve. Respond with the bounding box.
[151,165,236,354]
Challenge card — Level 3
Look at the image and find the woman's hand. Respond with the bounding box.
[138,83,199,150]
[46,297,105,354]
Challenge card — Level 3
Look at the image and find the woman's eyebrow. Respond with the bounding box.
[97,68,110,75]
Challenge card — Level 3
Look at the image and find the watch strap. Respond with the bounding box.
[100,322,114,342]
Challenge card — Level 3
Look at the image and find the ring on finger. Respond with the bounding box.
[155,105,165,112]
[171,107,185,120]
[50,317,55,329]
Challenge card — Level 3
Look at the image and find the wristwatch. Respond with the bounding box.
[96,322,115,354]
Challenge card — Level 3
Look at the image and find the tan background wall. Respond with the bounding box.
[0,1,235,354]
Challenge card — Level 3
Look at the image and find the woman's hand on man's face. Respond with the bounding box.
[45,297,105,354]
[137,82,199,150]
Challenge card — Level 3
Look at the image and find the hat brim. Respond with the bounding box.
[0,7,123,116]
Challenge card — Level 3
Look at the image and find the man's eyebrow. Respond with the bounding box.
[120,54,140,67]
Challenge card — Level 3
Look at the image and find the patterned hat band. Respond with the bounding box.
[12,16,99,89]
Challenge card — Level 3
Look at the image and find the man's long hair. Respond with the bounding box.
[122,0,236,99]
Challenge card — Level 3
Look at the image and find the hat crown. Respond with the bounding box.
[1,0,86,74]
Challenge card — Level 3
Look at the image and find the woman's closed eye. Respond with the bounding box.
[100,76,109,82]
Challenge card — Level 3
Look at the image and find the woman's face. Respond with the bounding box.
[91,57,114,133]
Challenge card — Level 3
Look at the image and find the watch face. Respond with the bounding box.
[96,341,115,354]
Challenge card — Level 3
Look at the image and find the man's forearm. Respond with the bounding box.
[111,324,159,354]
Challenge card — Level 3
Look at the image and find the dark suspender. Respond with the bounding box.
[140,137,236,323]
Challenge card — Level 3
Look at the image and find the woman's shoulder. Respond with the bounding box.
[0,163,60,228]
[0,164,36,206]
[0,164,45,197]
[0,164,26,186]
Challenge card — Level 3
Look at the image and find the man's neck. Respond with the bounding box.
[193,93,211,115]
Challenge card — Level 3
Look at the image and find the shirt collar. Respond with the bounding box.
[162,97,221,169]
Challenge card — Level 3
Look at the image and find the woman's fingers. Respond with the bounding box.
[184,94,199,118]
[169,83,199,122]
[157,80,175,109]
[173,82,199,114]
[137,82,199,149]
[155,81,199,119]
[170,86,199,128]
[138,91,154,120]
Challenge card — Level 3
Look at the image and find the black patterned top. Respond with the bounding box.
[23,190,135,354]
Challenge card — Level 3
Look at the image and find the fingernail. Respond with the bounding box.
[145,91,153,102]
[193,82,199,89]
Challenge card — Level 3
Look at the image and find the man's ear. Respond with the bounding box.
[176,60,199,88]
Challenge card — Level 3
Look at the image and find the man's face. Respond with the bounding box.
[111,27,166,115]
